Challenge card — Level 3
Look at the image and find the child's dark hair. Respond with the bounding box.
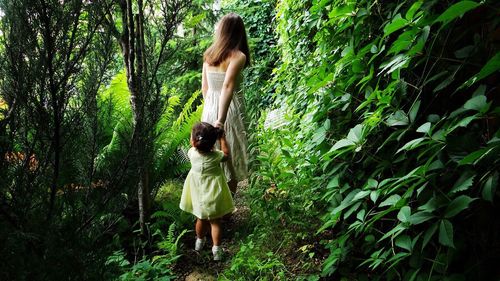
[192,122,225,153]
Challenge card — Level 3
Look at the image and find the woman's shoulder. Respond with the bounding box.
[204,51,246,72]
[229,50,246,64]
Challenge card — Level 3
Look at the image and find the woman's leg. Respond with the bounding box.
[195,219,209,238]
[209,219,221,246]
[228,179,237,195]
[226,159,238,196]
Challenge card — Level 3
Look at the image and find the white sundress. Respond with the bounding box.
[201,71,249,182]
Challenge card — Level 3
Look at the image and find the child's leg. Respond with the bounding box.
[209,218,221,246]
[195,219,209,238]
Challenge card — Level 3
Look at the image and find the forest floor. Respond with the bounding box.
[173,181,251,281]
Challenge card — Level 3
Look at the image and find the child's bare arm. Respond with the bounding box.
[219,135,230,162]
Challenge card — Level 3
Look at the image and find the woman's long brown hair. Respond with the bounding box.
[203,13,250,67]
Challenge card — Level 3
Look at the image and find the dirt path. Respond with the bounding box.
[173,182,250,281]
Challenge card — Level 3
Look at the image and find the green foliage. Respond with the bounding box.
[221,235,286,281]
[153,180,193,230]
[238,0,500,279]
[95,70,202,184]
[106,223,187,281]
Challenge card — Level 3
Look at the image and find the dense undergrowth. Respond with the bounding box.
[223,0,500,280]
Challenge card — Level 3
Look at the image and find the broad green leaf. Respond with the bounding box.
[439,219,455,248]
[353,190,371,201]
[312,127,326,145]
[449,174,475,194]
[458,147,489,165]
[448,115,477,133]
[463,95,487,112]
[454,45,475,59]
[409,100,421,123]
[416,122,431,134]
[445,195,475,218]
[408,25,430,56]
[380,224,406,241]
[431,129,446,141]
[357,209,366,221]
[461,51,500,88]
[433,73,455,92]
[344,202,362,219]
[388,29,419,55]
[386,110,409,126]
[384,14,408,37]
[405,1,423,20]
[427,114,441,123]
[380,54,410,75]
[408,211,434,225]
[396,137,426,154]
[332,189,360,214]
[395,235,412,251]
[422,222,438,250]
[397,206,411,222]
[346,124,364,143]
[327,176,340,189]
[456,115,477,128]
[482,172,499,202]
[366,179,379,189]
[380,194,401,207]
[418,197,445,213]
[434,1,480,26]
[330,138,355,151]
[428,160,444,172]
[328,5,355,19]
[370,190,379,203]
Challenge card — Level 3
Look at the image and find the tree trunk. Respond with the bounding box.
[121,0,150,235]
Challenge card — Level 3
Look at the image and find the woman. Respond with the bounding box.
[201,13,250,194]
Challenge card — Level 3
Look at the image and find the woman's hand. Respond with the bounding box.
[214,120,224,128]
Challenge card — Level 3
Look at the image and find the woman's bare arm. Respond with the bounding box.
[202,62,209,99]
[219,135,230,162]
[216,52,246,126]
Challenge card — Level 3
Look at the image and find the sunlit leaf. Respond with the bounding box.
[405,1,423,20]
[397,206,411,222]
[380,194,401,207]
[416,122,431,134]
[396,137,426,154]
[461,52,500,89]
[386,110,409,126]
[384,14,408,37]
[434,1,480,26]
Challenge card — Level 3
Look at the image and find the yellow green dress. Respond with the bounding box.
[179,147,235,220]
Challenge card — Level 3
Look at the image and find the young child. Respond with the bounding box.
[179,122,235,261]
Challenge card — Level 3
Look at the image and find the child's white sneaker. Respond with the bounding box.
[195,237,206,251]
[212,245,222,261]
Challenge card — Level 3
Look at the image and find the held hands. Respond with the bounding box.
[214,120,224,128]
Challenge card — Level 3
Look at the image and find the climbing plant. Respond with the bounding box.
[241,0,500,280]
